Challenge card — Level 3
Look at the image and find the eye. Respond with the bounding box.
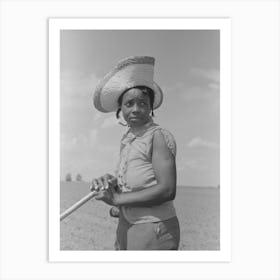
[125,101,133,107]
[139,101,147,106]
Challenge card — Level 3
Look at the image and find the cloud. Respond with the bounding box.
[92,112,119,129]
[162,82,185,95]
[177,159,201,171]
[93,111,104,123]
[61,134,83,151]
[187,67,220,96]
[163,68,220,104]
[189,68,220,83]
[61,129,99,152]
[180,87,219,105]
[100,115,118,128]
[60,70,100,114]
[89,129,98,147]
[61,70,99,99]
[187,137,219,149]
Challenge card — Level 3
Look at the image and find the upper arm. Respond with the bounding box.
[152,130,177,199]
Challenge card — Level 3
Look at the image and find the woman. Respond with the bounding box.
[91,56,180,250]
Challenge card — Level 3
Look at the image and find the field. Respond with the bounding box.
[60,182,220,250]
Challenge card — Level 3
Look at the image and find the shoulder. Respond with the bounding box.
[153,127,177,157]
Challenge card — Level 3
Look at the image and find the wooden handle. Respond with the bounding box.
[60,191,98,221]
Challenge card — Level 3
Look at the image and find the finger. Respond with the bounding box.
[103,174,111,190]
[99,176,109,190]
[96,177,105,190]
[90,179,99,191]
[97,177,104,190]
[91,179,100,191]
[103,176,109,190]
[90,181,94,191]
[108,177,117,187]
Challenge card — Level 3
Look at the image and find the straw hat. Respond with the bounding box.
[93,56,163,113]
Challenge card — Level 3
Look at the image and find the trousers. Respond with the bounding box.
[115,214,180,250]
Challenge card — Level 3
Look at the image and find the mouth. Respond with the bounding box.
[129,116,142,121]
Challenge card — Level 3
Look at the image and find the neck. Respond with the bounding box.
[130,118,153,133]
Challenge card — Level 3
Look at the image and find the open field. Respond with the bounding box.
[60,182,220,250]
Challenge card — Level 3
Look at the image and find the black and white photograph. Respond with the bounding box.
[1,1,279,279]
[49,18,231,261]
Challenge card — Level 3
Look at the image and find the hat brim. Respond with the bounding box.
[94,81,163,113]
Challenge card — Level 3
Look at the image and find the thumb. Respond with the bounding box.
[94,191,104,200]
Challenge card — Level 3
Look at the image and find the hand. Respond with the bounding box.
[94,186,118,206]
[90,173,117,192]
[90,174,119,206]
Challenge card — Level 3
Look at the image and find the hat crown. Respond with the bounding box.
[115,56,155,71]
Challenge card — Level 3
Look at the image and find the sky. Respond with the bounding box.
[60,30,220,187]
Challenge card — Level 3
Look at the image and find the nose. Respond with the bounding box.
[131,103,140,113]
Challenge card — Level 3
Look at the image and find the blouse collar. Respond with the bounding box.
[122,117,157,144]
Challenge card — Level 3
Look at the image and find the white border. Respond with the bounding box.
[49,18,231,262]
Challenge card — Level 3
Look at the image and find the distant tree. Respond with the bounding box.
[76,174,82,182]
[65,173,72,182]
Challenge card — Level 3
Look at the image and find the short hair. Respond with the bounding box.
[116,86,155,119]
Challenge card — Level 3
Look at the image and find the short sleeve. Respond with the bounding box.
[160,128,177,157]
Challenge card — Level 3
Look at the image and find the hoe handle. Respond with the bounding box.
[60,191,98,221]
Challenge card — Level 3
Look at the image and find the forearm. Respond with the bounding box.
[114,183,176,207]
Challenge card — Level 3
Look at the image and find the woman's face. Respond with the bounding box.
[120,88,152,128]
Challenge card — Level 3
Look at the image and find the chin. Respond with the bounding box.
[129,121,143,127]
